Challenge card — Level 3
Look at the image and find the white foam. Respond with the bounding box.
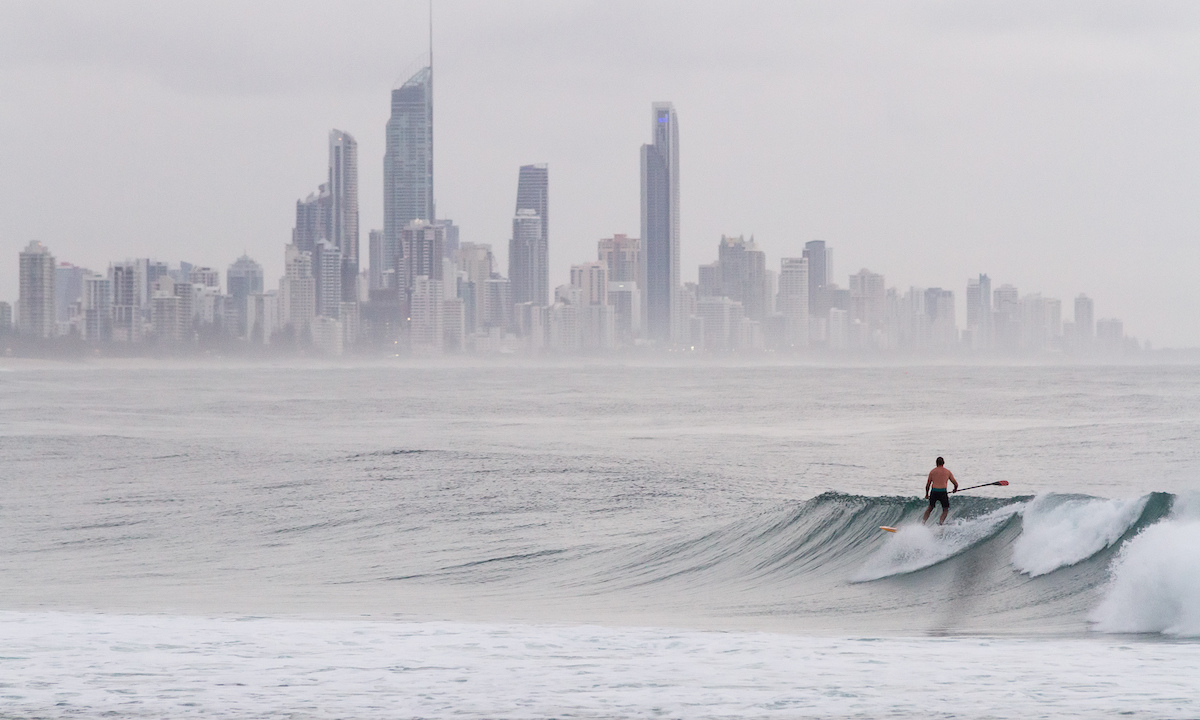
[2,612,1200,718]
[1011,494,1148,577]
[1091,519,1200,637]
[853,506,1019,582]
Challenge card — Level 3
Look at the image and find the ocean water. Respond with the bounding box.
[1,361,1198,717]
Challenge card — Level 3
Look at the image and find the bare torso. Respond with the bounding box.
[927,466,955,490]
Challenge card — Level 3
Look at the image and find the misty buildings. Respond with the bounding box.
[383,67,435,290]
[509,209,544,308]
[641,102,680,343]
[1075,294,1094,343]
[401,220,444,292]
[777,258,810,348]
[280,243,316,337]
[82,273,112,342]
[18,241,55,339]
[966,274,992,348]
[227,254,264,338]
[509,164,549,308]
[802,241,830,318]
[328,130,360,302]
[598,234,641,284]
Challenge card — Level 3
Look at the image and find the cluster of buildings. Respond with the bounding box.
[2,64,1135,357]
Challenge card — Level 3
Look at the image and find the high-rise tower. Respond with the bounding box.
[383,67,434,290]
[802,240,829,318]
[328,130,359,302]
[511,164,549,307]
[640,102,680,343]
[18,240,56,339]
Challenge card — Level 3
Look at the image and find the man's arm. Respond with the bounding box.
[925,470,933,498]
[949,471,959,493]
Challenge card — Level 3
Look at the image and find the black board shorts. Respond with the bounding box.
[929,489,950,509]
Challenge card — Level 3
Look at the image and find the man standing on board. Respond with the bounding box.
[923,456,959,525]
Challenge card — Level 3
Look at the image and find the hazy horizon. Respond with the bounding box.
[3,1,1200,345]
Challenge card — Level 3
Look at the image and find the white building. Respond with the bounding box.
[777,257,809,349]
[410,275,443,353]
[18,241,56,339]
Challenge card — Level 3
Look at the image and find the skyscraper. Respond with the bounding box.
[293,184,331,255]
[640,102,680,342]
[228,254,265,337]
[383,67,434,288]
[401,220,445,294]
[511,165,549,307]
[509,208,544,308]
[312,242,342,320]
[18,241,56,339]
[802,240,829,318]
[328,129,359,302]
[778,258,809,348]
[1074,294,1095,343]
[966,273,991,347]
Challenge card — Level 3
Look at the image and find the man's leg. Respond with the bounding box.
[939,507,949,525]
[922,503,933,523]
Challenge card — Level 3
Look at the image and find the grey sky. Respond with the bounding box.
[2,1,1198,345]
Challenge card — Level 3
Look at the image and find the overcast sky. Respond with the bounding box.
[2,1,1199,345]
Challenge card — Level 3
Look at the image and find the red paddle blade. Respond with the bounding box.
[996,481,1010,486]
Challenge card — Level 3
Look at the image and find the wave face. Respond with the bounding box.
[560,491,1181,635]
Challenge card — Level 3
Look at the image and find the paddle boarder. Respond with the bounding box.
[922,456,958,525]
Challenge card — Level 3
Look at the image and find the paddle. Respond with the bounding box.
[879,481,1011,532]
[955,480,1010,492]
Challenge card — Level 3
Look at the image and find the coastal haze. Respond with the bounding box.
[3,1,1200,348]
[3,2,1200,719]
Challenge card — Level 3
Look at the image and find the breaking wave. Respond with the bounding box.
[1091,519,1200,637]
[562,491,1183,634]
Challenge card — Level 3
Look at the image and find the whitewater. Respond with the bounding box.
[1,362,1199,717]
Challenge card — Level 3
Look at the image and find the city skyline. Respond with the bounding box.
[3,3,1199,345]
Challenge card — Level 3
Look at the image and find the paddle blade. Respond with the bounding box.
[996,481,1010,486]
[880,526,898,533]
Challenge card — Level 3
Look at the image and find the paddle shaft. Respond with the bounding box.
[955,481,1009,492]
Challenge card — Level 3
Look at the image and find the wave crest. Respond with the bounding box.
[1091,519,1200,637]
[1012,495,1149,577]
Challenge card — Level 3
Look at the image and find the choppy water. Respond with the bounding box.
[1,361,1199,717]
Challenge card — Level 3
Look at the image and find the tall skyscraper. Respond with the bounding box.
[640,102,680,342]
[1074,294,1095,343]
[328,130,359,302]
[18,241,56,339]
[383,67,434,288]
[509,208,544,308]
[966,273,992,346]
[802,240,829,318]
[511,164,549,307]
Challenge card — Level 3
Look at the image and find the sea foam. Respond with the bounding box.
[852,506,1018,582]
[1011,494,1148,577]
[1091,519,1200,637]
